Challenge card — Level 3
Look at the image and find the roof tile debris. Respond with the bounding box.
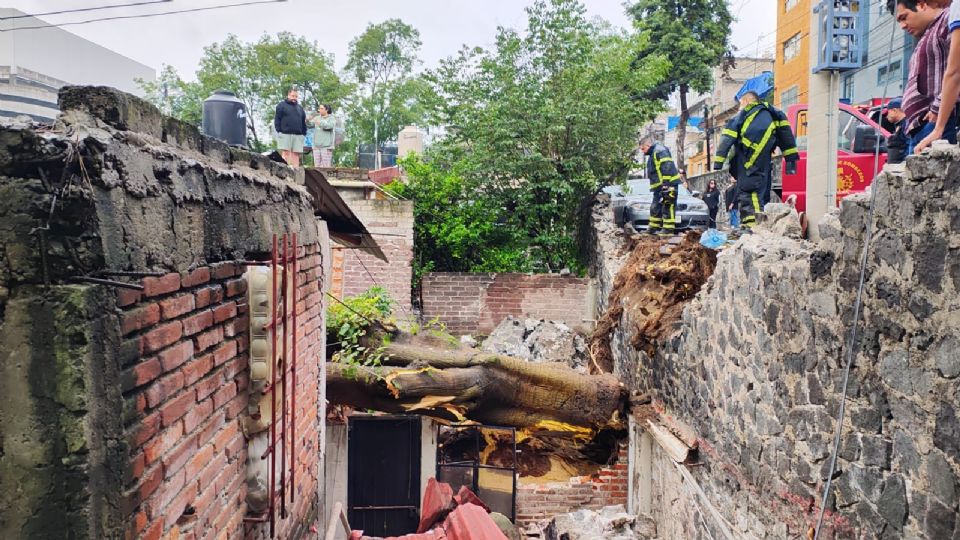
[357,478,507,540]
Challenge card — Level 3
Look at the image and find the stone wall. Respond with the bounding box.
[515,445,629,532]
[591,149,960,539]
[420,273,593,336]
[0,87,325,540]
[330,198,414,315]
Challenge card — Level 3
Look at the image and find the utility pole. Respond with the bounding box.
[807,1,862,239]
[703,103,712,167]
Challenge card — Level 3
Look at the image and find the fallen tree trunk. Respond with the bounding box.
[327,339,626,433]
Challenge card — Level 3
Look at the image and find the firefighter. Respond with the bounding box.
[712,92,799,232]
[639,136,681,235]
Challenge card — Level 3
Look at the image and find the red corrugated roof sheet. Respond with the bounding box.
[442,503,508,540]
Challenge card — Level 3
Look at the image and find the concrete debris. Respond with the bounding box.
[482,316,588,371]
[460,335,478,348]
[757,202,803,239]
[543,505,655,540]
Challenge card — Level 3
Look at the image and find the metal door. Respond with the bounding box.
[347,416,421,536]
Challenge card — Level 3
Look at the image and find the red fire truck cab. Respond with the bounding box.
[780,103,890,213]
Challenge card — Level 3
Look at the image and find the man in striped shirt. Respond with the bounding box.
[915,0,960,153]
[889,1,954,154]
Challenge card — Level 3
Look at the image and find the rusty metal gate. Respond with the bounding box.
[347,415,422,536]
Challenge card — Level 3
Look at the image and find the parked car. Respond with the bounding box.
[619,178,710,231]
[603,177,649,227]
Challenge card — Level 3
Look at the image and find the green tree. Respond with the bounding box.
[344,19,424,163]
[399,0,667,275]
[136,64,206,125]
[139,33,349,151]
[629,0,732,171]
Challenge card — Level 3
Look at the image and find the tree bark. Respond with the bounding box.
[676,83,689,173]
[326,338,626,433]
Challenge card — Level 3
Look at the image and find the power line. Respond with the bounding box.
[0,0,172,21]
[0,0,287,32]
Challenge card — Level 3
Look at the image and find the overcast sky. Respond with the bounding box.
[3,0,775,78]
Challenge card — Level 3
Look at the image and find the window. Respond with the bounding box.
[785,0,799,10]
[783,33,802,62]
[836,111,868,153]
[842,76,854,101]
[796,110,808,151]
[877,60,902,86]
[781,86,800,108]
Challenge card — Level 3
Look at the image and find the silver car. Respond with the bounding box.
[619,178,710,231]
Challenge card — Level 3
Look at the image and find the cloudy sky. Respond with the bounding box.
[2,0,775,78]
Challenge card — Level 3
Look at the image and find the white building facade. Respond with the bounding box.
[0,9,155,122]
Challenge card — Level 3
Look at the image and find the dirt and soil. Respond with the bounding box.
[589,232,717,373]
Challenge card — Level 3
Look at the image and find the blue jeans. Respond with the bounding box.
[729,209,740,228]
[907,113,958,155]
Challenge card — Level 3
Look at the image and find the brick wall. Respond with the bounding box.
[420,273,592,336]
[515,445,628,531]
[333,199,414,316]
[0,86,325,539]
[119,244,324,540]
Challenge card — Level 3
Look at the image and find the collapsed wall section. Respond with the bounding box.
[421,273,592,336]
[590,149,960,539]
[0,87,326,540]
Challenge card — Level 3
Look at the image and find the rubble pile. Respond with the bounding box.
[481,316,589,371]
[543,505,656,540]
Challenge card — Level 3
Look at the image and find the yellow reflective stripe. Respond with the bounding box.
[713,155,727,163]
[741,109,762,141]
[783,147,799,156]
[752,192,761,212]
[745,122,778,168]
[722,128,738,137]
[775,120,791,128]
[652,151,676,184]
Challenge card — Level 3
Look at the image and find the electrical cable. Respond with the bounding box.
[0,0,172,20]
[0,0,286,31]
[812,16,899,540]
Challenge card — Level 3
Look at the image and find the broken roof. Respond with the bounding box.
[303,168,387,262]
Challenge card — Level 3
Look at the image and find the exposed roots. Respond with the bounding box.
[590,231,717,372]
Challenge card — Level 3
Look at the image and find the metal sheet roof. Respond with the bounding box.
[303,168,387,261]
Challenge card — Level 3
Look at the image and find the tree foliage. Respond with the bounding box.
[342,19,426,163]
[138,33,349,151]
[629,0,732,169]
[396,0,668,276]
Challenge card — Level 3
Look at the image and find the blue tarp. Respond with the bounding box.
[735,71,775,103]
[667,116,703,131]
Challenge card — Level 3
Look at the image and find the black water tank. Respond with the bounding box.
[202,90,247,147]
[380,142,399,168]
[357,143,376,169]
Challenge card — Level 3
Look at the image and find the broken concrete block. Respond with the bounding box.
[544,505,650,540]
[757,202,802,239]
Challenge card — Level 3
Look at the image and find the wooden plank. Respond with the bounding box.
[657,412,699,450]
[324,502,351,540]
[647,420,690,463]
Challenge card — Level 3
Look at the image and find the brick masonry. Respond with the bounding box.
[118,243,325,540]
[515,445,628,531]
[421,273,592,336]
[331,198,414,316]
[0,87,324,540]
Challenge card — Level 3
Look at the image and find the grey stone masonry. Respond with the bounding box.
[590,147,960,539]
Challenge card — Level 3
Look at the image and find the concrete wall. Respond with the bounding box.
[590,149,960,538]
[420,273,593,336]
[0,87,322,540]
